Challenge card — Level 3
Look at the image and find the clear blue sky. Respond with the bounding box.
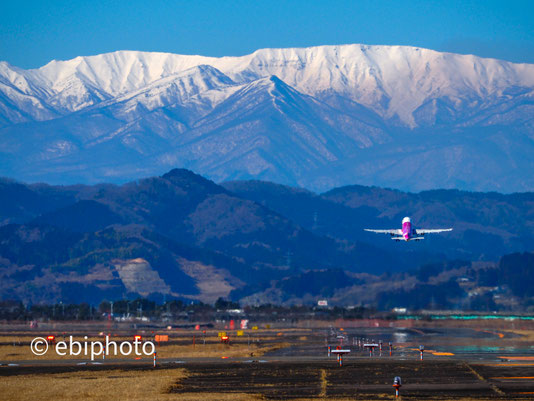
[1,0,533,69]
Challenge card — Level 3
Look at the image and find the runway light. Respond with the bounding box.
[46,335,55,343]
[330,349,350,367]
[134,335,142,341]
[393,376,402,398]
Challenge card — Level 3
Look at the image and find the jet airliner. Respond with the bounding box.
[364,217,452,242]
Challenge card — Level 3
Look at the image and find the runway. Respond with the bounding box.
[2,358,533,399]
[1,325,534,399]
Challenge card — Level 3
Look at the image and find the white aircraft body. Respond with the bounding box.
[364,217,452,242]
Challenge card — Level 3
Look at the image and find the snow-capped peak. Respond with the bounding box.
[2,44,533,126]
[1,44,534,193]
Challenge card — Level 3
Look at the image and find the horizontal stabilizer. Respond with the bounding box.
[365,229,402,235]
[416,228,453,234]
[390,236,425,241]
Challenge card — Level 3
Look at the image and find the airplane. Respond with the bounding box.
[364,217,452,242]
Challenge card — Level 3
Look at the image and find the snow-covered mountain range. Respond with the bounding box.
[1,44,533,192]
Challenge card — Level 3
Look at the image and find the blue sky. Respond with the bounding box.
[1,0,533,69]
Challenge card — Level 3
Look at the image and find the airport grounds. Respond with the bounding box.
[1,316,534,400]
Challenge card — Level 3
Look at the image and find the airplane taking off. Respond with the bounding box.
[364,217,452,242]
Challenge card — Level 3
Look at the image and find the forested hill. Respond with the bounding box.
[1,170,533,307]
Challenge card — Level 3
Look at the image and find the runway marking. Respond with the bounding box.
[464,362,505,396]
[408,328,426,335]
[491,377,534,380]
[319,369,327,397]
[515,392,534,394]
[475,329,505,338]
[484,363,534,367]
[499,356,534,361]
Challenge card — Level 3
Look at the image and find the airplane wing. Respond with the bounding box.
[364,229,402,235]
[415,228,453,234]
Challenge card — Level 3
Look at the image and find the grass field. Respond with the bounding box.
[0,335,289,361]
[3,362,530,401]
[0,368,197,401]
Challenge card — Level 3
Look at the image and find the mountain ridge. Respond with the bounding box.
[1,169,533,306]
[1,44,533,192]
[3,44,534,125]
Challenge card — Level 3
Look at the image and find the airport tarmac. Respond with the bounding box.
[1,324,533,399]
[2,357,534,399]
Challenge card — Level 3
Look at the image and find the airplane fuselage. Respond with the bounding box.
[401,217,412,241]
[398,217,425,241]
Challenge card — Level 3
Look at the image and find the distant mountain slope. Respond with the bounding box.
[31,200,123,232]
[0,224,243,304]
[1,45,534,192]
[1,169,533,305]
[2,45,533,126]
[0,169,412,303]
[223,180,534,260]
[57,168,400,273]
[0,178,76,224]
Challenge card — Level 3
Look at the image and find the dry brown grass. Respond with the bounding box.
[0,367,526,401]
[156,341,290,359]
[502,329,534,342]
[0,368,186,401]
[0,335,290,361]
[0,369,355,401]
[0,336,147,361]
